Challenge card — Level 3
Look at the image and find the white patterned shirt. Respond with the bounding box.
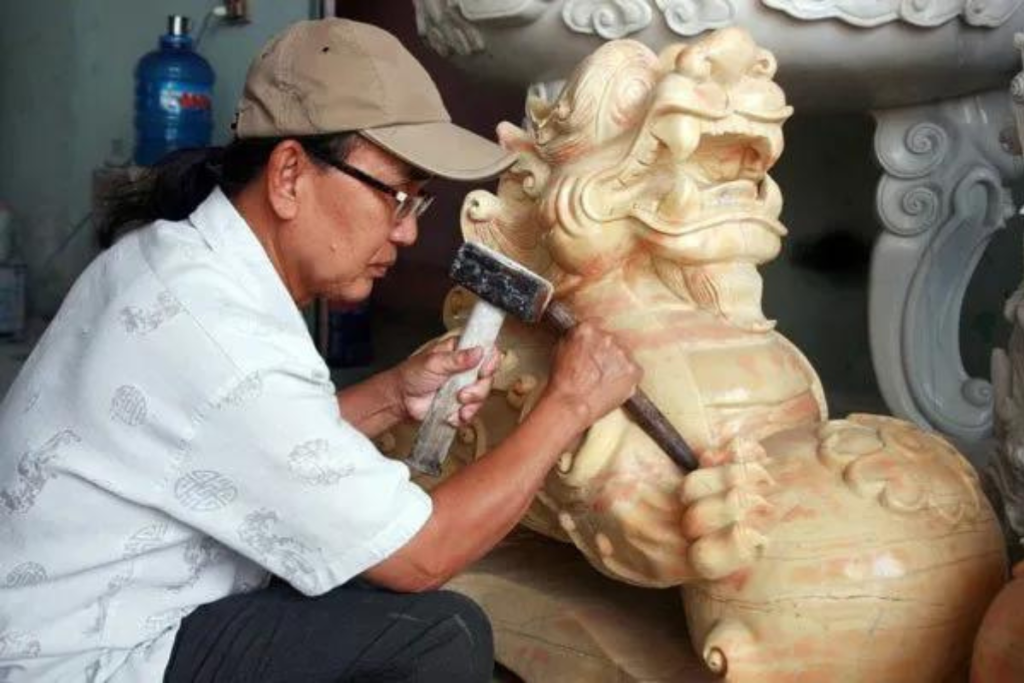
[0,188,433,682]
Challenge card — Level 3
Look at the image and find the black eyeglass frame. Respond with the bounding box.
[325,158,434,223]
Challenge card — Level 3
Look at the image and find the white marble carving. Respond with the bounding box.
[870,89,1023,441]
[654,0,736,35]
[988,34,1024,555]
[413,0,1024,110]
[458,0,555,22]
[1013,34,1024,150]
[414,0,486,56]
[991,289,1024,553]
[416,0,1022,40]
[561,0,654,38]
[762,0,1023,27]
[562,0,737,36]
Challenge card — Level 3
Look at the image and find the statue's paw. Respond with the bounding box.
[679,458,775,504]
[685,521,771,581]
[679,458,779,581]
[697,435,768,468]
[680,487,773,540]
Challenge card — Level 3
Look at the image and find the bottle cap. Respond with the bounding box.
[168,15,191,36]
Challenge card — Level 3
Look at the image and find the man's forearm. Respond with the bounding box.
[364,393,587,591]
[335,369,404,438]
[428,396,586,568]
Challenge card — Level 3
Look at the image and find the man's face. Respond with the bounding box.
[289,140,429,305]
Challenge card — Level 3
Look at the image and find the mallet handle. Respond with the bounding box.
[543,301,699,472]
[407,300,505,477]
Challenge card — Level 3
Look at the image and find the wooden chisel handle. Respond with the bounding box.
[542,301,699,472]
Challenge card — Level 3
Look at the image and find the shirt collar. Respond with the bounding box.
[187,187,309,336]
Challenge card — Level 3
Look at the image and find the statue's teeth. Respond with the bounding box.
[657,177,700,221]
[701,180,758,211]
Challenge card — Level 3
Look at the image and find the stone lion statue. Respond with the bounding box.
[381,27,1006,682]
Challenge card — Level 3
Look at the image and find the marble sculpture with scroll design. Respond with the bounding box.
[379,27,1007,681]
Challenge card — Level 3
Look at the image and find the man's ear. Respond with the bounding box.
[264,140,310,221]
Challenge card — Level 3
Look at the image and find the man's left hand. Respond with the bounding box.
[392,337,499,425]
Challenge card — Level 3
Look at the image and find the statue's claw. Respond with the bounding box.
[680,460,775,505]
[678,442,779,580]
[686,520,769,580]
[681,487,773,539]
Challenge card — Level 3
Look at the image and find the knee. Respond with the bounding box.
[431,591,494,681]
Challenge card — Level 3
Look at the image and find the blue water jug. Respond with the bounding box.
[133,15,215,166]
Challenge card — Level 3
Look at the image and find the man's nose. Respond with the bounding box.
[391,215,418,246]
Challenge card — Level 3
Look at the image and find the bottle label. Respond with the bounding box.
[158,84,212,114]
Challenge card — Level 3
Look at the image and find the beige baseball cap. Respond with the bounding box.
[233,18,514,181]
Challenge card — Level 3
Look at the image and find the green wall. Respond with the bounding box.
[0,0,314,316]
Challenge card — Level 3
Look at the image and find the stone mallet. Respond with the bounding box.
[406,241,699,477]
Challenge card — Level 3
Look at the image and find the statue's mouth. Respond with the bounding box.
[626,126,786,238]
[632,178,786,236]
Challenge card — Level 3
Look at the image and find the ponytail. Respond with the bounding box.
[97,133,357,248]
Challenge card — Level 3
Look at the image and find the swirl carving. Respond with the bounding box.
[876,121,950,180]
[874,120,952,237]
[561,0,654,39]
[904,122,950,173]
[877,181,942,237]
[899,185,941,232]
[818,416,982,524]
[961,0,1024,25]
[870,90,1020,440]
[654,0,736,35]
[1012,72,1024,104]
[962,377,994,407]
[760,0,1023,27]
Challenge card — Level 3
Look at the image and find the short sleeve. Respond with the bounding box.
[161,365,432,596]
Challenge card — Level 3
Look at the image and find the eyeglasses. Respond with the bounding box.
[325,158,434,223]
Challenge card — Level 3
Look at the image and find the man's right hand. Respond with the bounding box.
[365,321,641,593]
[542,321,642,430]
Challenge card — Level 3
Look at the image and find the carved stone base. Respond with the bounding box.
[446,530,715,683]
[870,88,1023,441]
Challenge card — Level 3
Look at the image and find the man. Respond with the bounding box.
[0,18,640,682]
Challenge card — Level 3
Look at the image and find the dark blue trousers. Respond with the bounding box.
[163,577,494,682]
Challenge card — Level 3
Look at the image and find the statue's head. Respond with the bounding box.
[463,28,793,329]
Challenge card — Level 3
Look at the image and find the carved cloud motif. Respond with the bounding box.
[761,0,1023,27]
[562,0,654,38]
[654,0,736,35]
[819,414,982,525]
[416,0,740,46]
[457,0,556,22]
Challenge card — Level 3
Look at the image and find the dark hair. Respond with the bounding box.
[97,133,357,248]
